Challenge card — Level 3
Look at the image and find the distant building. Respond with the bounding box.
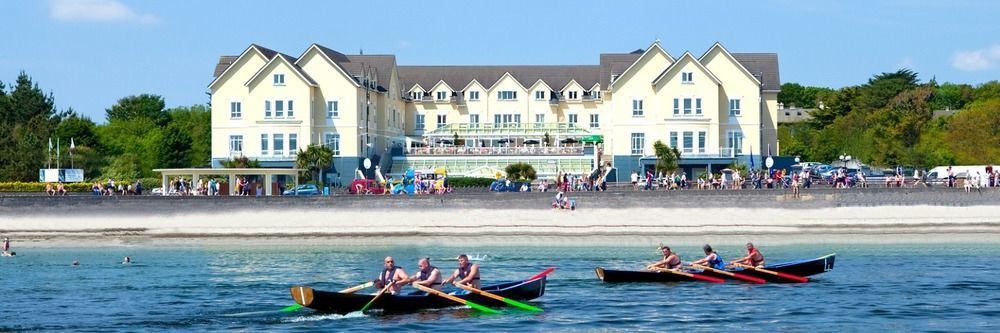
[776,103,816,123]
[209,41,780,185]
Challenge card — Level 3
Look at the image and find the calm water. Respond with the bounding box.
[2,243,999,332]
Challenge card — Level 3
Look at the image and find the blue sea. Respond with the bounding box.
[2,243,999,332]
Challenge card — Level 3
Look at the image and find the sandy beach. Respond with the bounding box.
[3,188,1000,246]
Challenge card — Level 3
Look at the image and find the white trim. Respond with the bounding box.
[526,79,553,92]
[698,42,762,86]
[609,41,676,90]
[651,51,722,86]
[559,79,583,92]
[294,44,361,88]
[243,54,317,88]
[460,79,486,93]
[485,72,528,92]
[208,44,269,89]
[428,80,454,94]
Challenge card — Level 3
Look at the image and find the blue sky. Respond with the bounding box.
[2,0,999,122]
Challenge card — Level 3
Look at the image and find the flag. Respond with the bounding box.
[70,138,75,150]
[749,145,755,170]
[48,137,53,152]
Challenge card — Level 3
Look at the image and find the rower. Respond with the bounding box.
[689,244,725,270]
[443,254,481,289]
[375,256,409,295]
[730,242,766,267]
[647,245,682,271]
[407,257,443,291]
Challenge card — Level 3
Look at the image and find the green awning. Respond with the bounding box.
[579,135,603,144]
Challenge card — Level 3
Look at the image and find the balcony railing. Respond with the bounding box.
[407,146,584,156]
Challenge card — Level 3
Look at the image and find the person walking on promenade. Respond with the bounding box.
[631,171,639,191]
[791,172,801,198]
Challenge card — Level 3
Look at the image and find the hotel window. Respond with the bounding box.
[260,134,269,155]
[682,131,693,153]
[682,72,693,83]
[469,114,480,125]
[670,131,678,149]
[273,74,285,85]
[264,100,272,118]
[589,114,599,129]
[273,134,284,155]
[275,100,285,118]
[535,91,545,100]
[698,131,706,153]
[411,91,421,99]
[469,91,480,101]
[436,91,448,100]
[289,134,298,155]
[630,133,645,155]
[568,91,578,99]
[415,114,425,130]
[436,114,447,128]
[498,91,517,101]
[535,114,545,124]
[632,99,643,117]
[287,100,294,118]
[673,98,679,115]
[327,100,339,118]
[729,99,741,116]
[568,114,578,127]
[683,98,692,115]
[727,130,744,155]
[324,133,341,156]
[229,135,243,155]
[230,101,242,119]
[695,98,701,115]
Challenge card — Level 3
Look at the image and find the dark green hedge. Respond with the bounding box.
[447,177,495,188]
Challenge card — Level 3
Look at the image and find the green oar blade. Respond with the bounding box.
[280,304,303,312]
[466,302,502,314]
[501,297,543,312]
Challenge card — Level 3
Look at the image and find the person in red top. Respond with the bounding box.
[730,242,765,267]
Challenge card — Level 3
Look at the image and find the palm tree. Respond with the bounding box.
[296,144,334,185]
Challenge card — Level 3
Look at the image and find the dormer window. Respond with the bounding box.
[436,91,448,100]
[681,72,693,83]
[568,91,578,99]
[273,74,285,85]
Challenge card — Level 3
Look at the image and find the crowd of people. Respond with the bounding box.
[647,242,766,272]
[89,178,143,196]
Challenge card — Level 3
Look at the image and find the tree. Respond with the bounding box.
[504,162,537,181]
[155,125,192,169]
[866,86,934,166]
[55,111,98,149]
[167,105,211,167]
[221,156,261,168]
[0,72,60,181]
[930,82,974,111]
[652,140,681,175]
[296,144,334,184]
[105,94,169,126]
[973,81,1000,101]
[778,83,832,109]
[945,98,1000,164]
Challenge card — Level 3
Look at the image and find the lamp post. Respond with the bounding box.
[838,154,852,169]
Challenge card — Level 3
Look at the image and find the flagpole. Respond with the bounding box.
[48,137,53,169]
[70,138,75,169]
[57,137,61,170]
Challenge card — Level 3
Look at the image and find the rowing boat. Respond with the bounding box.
[596,253,835,283]
[290,273,547,314]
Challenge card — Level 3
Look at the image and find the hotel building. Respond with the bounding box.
[209,41,779,185]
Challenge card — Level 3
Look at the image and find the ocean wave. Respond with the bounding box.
[285,312,367,322]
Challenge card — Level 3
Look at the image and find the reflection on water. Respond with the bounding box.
[2,244,999,332]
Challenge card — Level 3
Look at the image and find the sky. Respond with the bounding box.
[1,0,999,122]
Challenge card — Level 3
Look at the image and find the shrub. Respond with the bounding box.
[447,177,495,188]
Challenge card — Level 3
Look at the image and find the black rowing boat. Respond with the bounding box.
[596,253,836,283]
[290,275,547,314]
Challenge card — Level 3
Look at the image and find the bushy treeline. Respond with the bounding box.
[0,72,210,182]
[778,69,1000,168]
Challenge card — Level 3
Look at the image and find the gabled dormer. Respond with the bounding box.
[208,44,278,91]
[428,80,455,103]
[488,72,527,102]
[608,41,675,91]
[699,42,762,88]
[561,80,585,102]
[243,54,317,90]
[651,51,722,89]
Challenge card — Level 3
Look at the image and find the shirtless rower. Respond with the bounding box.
[407,257,444,291]
[730,242,766,267]
[443,254,481,289]
[374,256,409,295]
[647,245,682,271]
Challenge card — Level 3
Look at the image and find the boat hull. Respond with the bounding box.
[296,277,546,314]
[596,253,836,284]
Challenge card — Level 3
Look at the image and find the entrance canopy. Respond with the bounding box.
[153,168,304,196]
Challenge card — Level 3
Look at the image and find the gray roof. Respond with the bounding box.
[599,53,642,87]
[213,56,238,78]
[732,53,781,92]
[397,66,600,92]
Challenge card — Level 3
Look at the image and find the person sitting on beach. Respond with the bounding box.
[375,256,409,295]
[45,183,56,196]
[57,182,67,196]
[443,254,481,289]
[647,245,682,271]
[730,242,765,268]
[689,244,726,270]
[553,191,565,208]
[407,258,443,291]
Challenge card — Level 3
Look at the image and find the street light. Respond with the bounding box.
[838,154,852,169]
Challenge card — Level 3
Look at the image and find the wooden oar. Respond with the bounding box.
[690,264,767,284]
[283,281,376,312]
[454,283,543,312]
[526,267,556,281]
[649,267,725,283]
[412,284,501,314]
[359,281,395,312]
[735,263,809,283]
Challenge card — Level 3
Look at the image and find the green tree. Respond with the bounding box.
[652,140,681,175]
[221,156,261,168]
[0,72,60,181]
[296,144,334,184]
[106,94,169,126]
[55,111,98,149]
[973,81,1000,101]
[945,98,1000,164]
[155,125,192,169]
[504,162,537,181]
[166,104,211,167]
[778,83,833,109]
[866,86,934,166]
[930,82,974,111]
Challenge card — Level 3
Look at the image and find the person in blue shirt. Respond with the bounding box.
[689,244,726,270]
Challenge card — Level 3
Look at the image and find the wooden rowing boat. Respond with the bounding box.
[596,253,835,284]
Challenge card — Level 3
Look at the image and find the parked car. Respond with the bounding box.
[283,184,321,196]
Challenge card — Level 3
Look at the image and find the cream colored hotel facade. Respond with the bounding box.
[209,41,779,185]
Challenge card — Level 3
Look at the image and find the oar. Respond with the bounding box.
[282,281,376,312]
[690,264,766,284]
[412,283,501,314]
[454,283,543,312]
[735,263,809,283]
[360,281,395,312]
[649,267,725,283]
[526,267,556,281]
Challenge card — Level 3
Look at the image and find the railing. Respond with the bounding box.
[407,146,585,156]
[451,96,466,105]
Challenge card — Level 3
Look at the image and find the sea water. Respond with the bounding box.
[2,243,999,332]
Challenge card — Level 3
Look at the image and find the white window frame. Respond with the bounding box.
[273,74,285,86]
[682,131,693,154]
[630,133,645,156]
[469,91,480,101]
[327,100,339,118]
[469,114,480,125]
[683,98,692,115]
[229,101,242,119]
[698,131,706,153]
[229,135,243,155]
[324,132,341,156]
[589,113,599,129]
[436,114,447,128]
[535,91,545,100]
[535,114,545,124]
[729,98,741,116]
[287,99,294,118]
[695,98,702,115]
[669,131,678,149]
[415,114,425,130]
[632,99,644,117]
[264,100,272,118]
[289,133,298,155]
[260,133,269,155]
[498,91,517,101]
[682,72,693,83]
[273,134,284,156]
[568,113,578,127]
[436,91,449,101]
[673,98,679,115]
[727,130,744,155]
[568,91,578,100]
[275,100,285,118]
